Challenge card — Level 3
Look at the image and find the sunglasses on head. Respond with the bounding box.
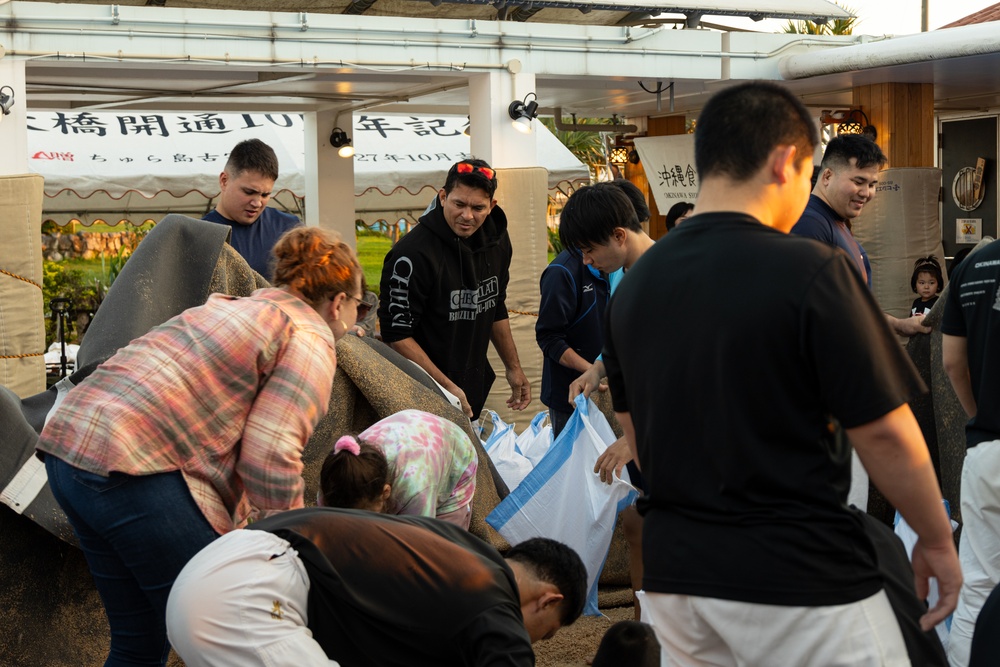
[455,162,496,181]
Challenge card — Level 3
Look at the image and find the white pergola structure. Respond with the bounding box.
[0,0,856,242]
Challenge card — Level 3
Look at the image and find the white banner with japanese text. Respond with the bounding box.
[27,111,588,201]
[632,135,698,214]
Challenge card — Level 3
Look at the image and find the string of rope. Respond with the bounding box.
[0,268,42,290]
[508,308,539,317]
[0,268,46,360]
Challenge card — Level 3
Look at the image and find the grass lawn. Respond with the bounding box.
[50,229,393,292]
[56,257,116,285]
[356,231,392,296]
[51,229,547,301]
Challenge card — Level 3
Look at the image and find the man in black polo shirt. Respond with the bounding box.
[602,81,961,665]
[942,239,1000,666]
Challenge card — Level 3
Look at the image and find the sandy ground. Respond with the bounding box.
[90,604,637,667]
[535,604,635,667]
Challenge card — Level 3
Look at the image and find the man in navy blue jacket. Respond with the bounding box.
[536,247,610,437]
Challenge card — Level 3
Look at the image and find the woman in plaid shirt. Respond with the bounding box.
[37,226,367,667]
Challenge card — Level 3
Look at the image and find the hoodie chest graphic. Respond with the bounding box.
[450,276,498,321]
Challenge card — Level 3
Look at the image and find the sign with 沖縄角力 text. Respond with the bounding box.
[632,135,698,214]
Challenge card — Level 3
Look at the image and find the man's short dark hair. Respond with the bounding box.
[665,201,694,230]
[610,179,650,223]
[443,158,498,198]
[695,81,818,182]
[820,133,888,172]
[559,182,641,251]
[506,538,587,626]
[225,138,280,181]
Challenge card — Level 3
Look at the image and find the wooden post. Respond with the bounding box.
[853,83,935,168]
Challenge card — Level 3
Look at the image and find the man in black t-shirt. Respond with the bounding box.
[165,508,586,667]
[941,239,1000,666]
[602,82,961,665]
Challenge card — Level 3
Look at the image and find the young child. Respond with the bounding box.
[910,256,944,315]
[319,410,478,529]
[319,435,393,512]
[591,621,661,667]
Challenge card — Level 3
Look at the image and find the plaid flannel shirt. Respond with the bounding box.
[37,288,337,534]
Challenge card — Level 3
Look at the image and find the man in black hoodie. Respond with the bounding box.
[378,159,530,419]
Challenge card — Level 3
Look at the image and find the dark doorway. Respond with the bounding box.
[941,116,998,260]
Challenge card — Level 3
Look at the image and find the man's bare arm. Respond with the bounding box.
[886,312,931,337]
[942,334,977,418]
[614,411,639,463]
[847,404,961,630]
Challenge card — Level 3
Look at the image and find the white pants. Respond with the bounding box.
[949,440,1000,667]
[166,529,339,667]
[644,590,910,667]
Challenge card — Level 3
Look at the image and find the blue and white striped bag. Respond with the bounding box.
[487,394,637,616]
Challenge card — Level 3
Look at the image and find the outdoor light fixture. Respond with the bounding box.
[823,109,877,140]
[609,145,630,167]
[0,86,14,122]
[508,92,539,134]
[330,127,354,158]
[837,109,867,135]
[608,135,631,168]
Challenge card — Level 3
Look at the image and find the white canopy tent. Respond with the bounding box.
[27,110,590,226]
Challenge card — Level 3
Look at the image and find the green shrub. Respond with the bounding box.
[42,261,105,348]
[547,226,563,255]
[105,244,132,285]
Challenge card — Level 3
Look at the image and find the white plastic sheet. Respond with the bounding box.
[515,410,553,468]
[481,409,534,492]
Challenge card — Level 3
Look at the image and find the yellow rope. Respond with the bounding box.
[0,268,42,290]
[508,308,539,317]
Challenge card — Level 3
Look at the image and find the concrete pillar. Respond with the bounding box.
[468,70,538,168]
[853,83,935,168]
[469,70,548,425]
[304,109,356,247]
[0,58,28,176]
